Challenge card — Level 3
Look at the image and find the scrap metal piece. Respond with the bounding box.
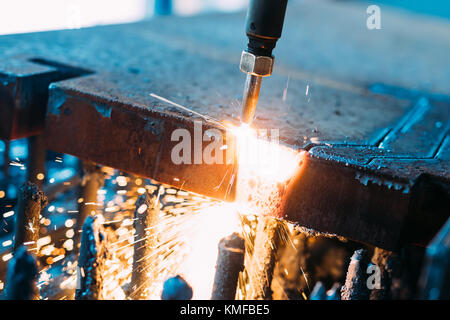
[76,215,108,300]
[130,189,161,300]
[246,217,284,300]
[341,249,370,300]
[211,232,245,300]
[369,247,400,300]
[418,218,450,300]
[13,182,48,252]
[161,275,193,300]
[74,161,105,253]
[4,246,38,300]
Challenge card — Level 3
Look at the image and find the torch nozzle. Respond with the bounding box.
[241,74,262,125]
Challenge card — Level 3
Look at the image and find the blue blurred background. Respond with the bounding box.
[366,0,450,19]
[1,0,449,35]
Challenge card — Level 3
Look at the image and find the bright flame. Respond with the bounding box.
[231,124,303,216]
[233,124,300,181]
[178,202,240,299]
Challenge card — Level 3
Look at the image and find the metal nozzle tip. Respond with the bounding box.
[241,74,262,124]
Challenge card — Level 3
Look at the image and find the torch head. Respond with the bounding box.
[240,51,274,76]
[240,51,274,125]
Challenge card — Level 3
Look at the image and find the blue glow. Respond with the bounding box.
[47,168,76,183]
[10,139,28,159]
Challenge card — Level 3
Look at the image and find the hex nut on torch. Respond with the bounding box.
[240,51,274,77]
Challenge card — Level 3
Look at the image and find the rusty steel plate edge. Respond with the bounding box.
[44,75,237,202]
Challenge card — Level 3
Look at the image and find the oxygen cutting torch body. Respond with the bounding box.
[240,0,288,124]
